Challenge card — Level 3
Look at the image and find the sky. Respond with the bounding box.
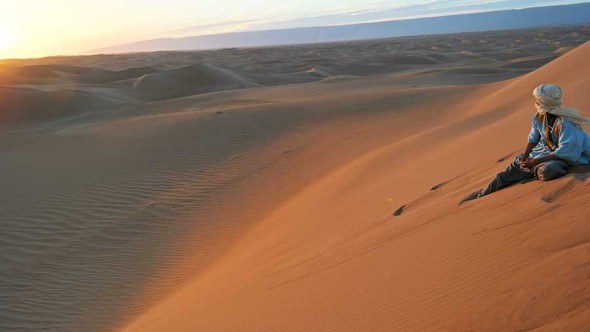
[0,0,587,59]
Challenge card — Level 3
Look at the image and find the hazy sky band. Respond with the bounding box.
[0,0,586,58]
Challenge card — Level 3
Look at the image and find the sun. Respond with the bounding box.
[0,32,14,51]
[0,24,15,51]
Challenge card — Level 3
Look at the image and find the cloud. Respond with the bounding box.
[157,0,584,39]
[147,19,268,38]
[269,0,583,28]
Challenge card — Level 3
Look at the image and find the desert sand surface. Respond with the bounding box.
[1,26,590,331]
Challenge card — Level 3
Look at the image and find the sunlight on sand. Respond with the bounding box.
[1,26,589,331]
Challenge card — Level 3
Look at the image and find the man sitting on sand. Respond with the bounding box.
[463,84,590,202]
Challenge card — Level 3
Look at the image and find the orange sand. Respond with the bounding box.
[2,28,589,331]
[124,42,590,331]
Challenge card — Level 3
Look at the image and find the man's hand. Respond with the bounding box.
[519,157,538,170]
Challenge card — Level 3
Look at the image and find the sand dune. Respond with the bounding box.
[0,86,134,126]
[131,63,255,101]
[124,41,590,331]
[2,29,582,123]
[75,66,158,84]
[1,26,590,331]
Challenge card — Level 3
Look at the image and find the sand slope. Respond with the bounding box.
[125,42,590,331]
[1,27,590,331]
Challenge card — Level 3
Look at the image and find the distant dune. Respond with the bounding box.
[94,3,590,55]
[0,86,134,125]
[132,63,256,101]
[1,26,590,331]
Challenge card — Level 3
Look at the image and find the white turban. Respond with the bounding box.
[533,84,590,126]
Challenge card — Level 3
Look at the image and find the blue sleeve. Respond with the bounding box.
[553,120,584,163]
[528,114,541,144]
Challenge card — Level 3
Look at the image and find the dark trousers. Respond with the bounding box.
[478,155,568,197]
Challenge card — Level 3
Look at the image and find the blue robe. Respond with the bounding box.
[527,113,590,164]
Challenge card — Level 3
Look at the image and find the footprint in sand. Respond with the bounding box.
[393,205,406,217]
[430,182,446,191]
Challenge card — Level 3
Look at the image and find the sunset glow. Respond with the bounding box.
[0,0,587,59]
[0,15,17,58]
[0,27,14,51]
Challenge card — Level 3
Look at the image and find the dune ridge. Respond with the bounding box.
[132,63,256,101]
